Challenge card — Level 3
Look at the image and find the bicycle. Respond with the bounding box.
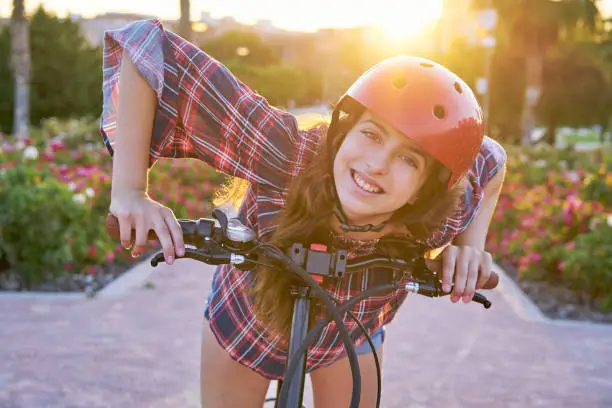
[105,208,498,408]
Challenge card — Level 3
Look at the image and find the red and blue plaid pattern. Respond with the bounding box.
[100,19,507,380]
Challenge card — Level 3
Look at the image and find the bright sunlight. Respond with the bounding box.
[369,0,443,39]
[267,0,443,34]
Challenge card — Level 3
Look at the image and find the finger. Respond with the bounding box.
[116,212,133,250]
[163,209,185,257]
[451,251,469,302]
[462,261,480,303]
[476,252,494,289]
[131,212,148,257]
[441,247,457,295]
[152,214,175,264]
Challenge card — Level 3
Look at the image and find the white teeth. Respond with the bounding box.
[352,171,381,193]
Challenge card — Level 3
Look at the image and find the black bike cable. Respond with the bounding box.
[282,283,398,408]
[261,245,364,408]
[345,309,382,408]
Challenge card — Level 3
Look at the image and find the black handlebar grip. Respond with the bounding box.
[472,293,492,309]
[105,213,159,243]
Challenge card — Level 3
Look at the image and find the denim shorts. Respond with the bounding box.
[354,326,385,354]
[204,293,385,356]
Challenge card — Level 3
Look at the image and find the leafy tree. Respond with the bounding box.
[474,0,601,144]
[0,6,102,133]
[536,46,612,144]
[200,30,311,108]
[201,30,280,66]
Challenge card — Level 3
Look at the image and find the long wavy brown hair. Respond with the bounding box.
[213,103,466,339]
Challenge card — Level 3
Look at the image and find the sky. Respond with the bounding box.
[0,0,445,32]
[0,0,611,33]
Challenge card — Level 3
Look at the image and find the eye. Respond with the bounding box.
[400,154,418,167]
[362,130,381,143]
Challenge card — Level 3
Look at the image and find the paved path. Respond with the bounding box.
[1,258,611,408]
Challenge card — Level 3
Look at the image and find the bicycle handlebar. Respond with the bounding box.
[104,209,499,408]
[104,212,499,291]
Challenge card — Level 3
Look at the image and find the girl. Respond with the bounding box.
[102,19,506,408]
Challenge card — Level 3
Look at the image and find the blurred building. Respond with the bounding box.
[0,4,487,104]
[69,12,159,47]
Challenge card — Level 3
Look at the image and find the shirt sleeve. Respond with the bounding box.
[474,136,507,189]
[100,18,314,191]
[426,136,507,249]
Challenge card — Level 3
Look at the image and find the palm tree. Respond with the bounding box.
[486,0,600,144]
[10,0,30,139]
[178,0,192,42]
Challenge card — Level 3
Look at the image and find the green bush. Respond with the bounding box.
[487,142,612,311]
[0,164,82,287]
[0,164,114,288]
[581,162,612,208]
[557,221,612,312]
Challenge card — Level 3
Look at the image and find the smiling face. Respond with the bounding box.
[332,110,431,227]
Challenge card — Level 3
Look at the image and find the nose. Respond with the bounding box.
[365,148,390,176]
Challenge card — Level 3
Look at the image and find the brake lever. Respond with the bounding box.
[405,278,492,309]
[150,247,235,267]
[410,258,493,309]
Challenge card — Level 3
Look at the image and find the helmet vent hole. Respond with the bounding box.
[454,82,463,94]
[420,62,434,68]
[393,77,406,89]
[433,105,446,119]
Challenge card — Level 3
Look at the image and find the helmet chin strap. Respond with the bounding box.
[330,186,386,233]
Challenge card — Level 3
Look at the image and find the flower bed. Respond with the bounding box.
[1,118,611,324]
[486,144,612,322]
[0,118,227,295]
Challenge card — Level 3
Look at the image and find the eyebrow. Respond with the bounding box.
[361,119,389,136]
[361,119,427,164]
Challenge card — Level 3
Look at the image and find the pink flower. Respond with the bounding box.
[86,266,96,275]
[88,245,97,257]
[106,251,115,262]
[557,261,566,271]
[50,141,65,151]
[562,207,573,226]
[528,252,542,262]
[520,218,534,228]
[42,151,55,161]
[565,241,576,250]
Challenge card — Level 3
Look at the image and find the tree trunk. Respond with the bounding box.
[545,116,557,146]
[178,0,192,42]
[10,0,30,139]
[521,53,543,145]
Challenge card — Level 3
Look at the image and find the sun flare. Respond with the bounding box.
[374,1,443,39]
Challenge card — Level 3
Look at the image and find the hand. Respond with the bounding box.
[109,191,185,264]
[425,245,493,304]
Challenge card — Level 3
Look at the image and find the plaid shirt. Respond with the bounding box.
[100,19,507,380]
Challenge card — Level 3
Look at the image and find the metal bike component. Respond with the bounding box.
[226,218,256,243]
[280,284,311,408]
[105,208,499,408]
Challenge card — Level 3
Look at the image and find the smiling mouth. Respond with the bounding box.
[350,169,384,194]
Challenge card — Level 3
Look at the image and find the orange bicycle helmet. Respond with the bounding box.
[335,55,484,189]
